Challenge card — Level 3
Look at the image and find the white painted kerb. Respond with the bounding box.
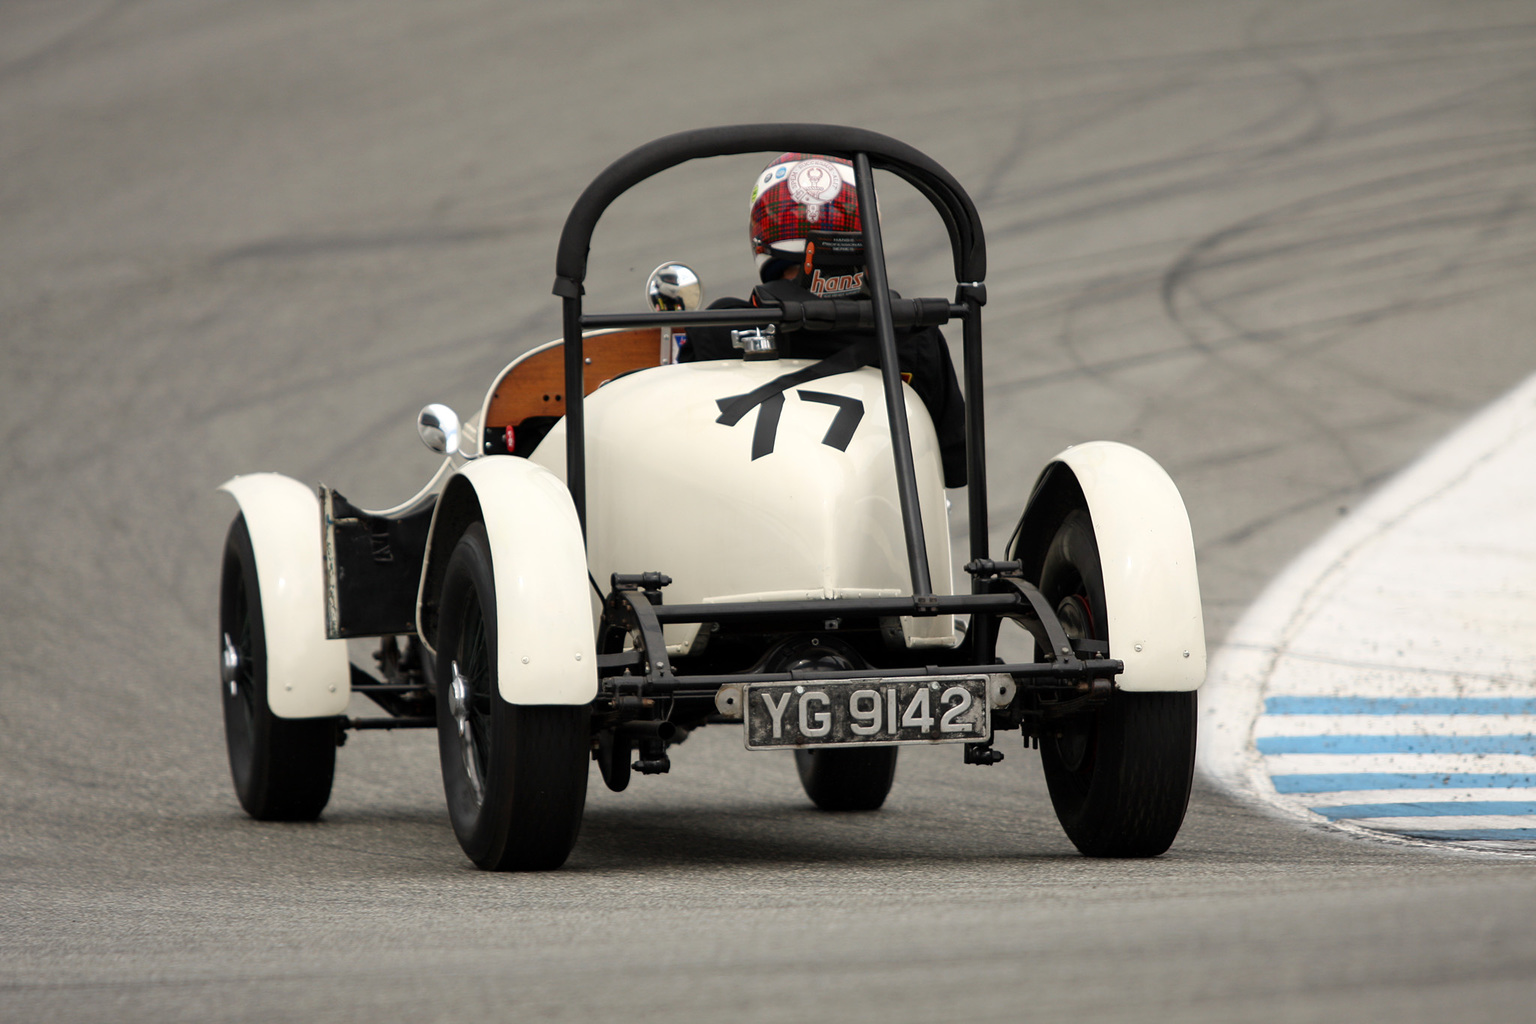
[1199,371,1536,854]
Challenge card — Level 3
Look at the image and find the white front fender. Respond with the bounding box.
[218,473,350,718]
[1035,442,1206,692]
[426,458,597,705]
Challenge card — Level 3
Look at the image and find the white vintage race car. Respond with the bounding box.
[217,124,1205,870]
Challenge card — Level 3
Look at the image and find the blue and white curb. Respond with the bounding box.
[1199,372,1536,854]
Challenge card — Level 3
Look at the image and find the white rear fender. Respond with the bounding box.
[218,474,350,718]
[1013,442,1205,691]
[419,458,597,705]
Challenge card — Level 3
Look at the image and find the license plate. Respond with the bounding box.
[743,676,990,749]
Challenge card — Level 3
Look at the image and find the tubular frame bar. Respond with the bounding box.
[578,304,968,331]
[853,152,931,600]
[601,580,1120,701]
[601,659,1126,693]
[962,290,989,578]
[650,592,1024,625]
[960,285,995,665]
[562,298,587,535]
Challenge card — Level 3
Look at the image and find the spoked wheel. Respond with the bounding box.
[435,523,589,871]
[783,644,898,811]
[1036,509,1197,857]
[219,514,336,820]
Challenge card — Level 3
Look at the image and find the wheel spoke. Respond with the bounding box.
[449,659,485,807]
[462,595,487,682]
[227,581,257,722]
[449,588,494,807]
[460,722,485,805]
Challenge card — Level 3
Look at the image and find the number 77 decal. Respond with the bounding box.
[796,390,864,451]
[714,389,865,460]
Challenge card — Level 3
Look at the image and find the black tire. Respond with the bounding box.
[219,514,336,821]
[435,523,588,871]
[1036,509,1197,857]
[794,746,899,811]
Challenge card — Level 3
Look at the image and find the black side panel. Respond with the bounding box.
[482,416,560,458]
[322,487,435,638]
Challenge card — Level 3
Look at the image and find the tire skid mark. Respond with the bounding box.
[1158,139,1535,468]
[1160,173,1536,415]
[980,20,1536,81]
[965,11,1536,581]
[988,51,1536,239]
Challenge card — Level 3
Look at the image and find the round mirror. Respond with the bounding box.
[417,403,461,456]
[645,262,703,312]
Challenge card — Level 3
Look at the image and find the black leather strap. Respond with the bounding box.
[713,342,872,426]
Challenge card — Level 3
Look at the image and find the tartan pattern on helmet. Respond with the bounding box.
[750,153,861,260]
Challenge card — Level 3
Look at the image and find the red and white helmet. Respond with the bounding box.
[749,153,861,274]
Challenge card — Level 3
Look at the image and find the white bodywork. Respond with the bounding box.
[530,359,955,651]
[1046,441,1205,691]
[421,457,598,705]
[218,473,351,718]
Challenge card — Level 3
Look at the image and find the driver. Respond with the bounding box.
[677,152,967,489]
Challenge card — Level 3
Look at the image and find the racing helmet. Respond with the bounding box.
[749,153,862,282]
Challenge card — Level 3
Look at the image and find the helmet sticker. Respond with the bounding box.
[750,153,859,261]
[788,159,844,206]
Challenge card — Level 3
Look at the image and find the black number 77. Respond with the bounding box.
[715,389,865,461]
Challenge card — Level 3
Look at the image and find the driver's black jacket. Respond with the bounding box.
[676,277,967,488]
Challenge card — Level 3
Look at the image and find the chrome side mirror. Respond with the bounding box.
[417,403,461,456]
[645,262,703,312]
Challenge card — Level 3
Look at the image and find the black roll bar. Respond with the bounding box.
[552,124,991,597]
[553,124,985,295]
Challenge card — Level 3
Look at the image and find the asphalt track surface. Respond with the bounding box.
[3,2,1535,1021]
